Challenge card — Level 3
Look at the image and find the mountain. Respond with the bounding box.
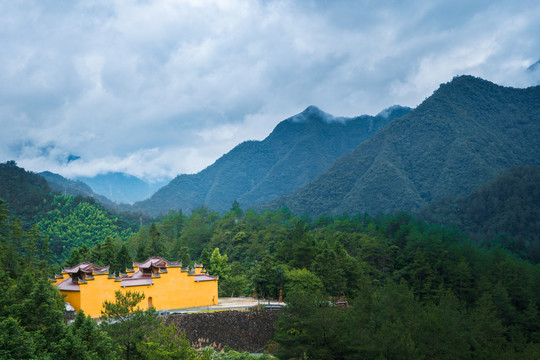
[40,171,116,206]
[0,161,138,260]
[0,160,52,226]
[76,172,169,204]
[132,105,410,216]
[263,76,540,217]
[418,165,540,262]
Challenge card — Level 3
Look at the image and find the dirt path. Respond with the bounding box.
[162,297,285,314]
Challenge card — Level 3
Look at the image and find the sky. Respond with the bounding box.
[1,0,539,182]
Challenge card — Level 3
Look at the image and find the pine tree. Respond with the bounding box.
[147,223,164,257]
[114,243,132,274]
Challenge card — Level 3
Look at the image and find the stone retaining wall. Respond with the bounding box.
[165,309,280,352]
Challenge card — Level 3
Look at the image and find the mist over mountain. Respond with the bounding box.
[263,76,540,217]
[131,105,410,216]
[39,171,117,208]
[76,172,169,204]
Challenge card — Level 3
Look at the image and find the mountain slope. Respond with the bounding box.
[0,161,52,226]
[263,76,540,217]
[418,166,540,261]
[0,162,137,261]
[40,171,116,206]
[132,105,410,216]
[76,172,169,204]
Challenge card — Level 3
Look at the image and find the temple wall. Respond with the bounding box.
[58,265,218,318]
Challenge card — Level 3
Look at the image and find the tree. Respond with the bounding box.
[199,248,210,268]
[230,200,243,218]
[67,310,117,360]
[16,276,66,354]
[100,291,159,360]
[284,268,324,296]
[136,323,197,360]
[274,289,350,359]
[177,246,192,268]
[208,247,231,279]
[147,223,164,257]
[0,317,36,359]
[100,237,116,267]
[114,243,132,275]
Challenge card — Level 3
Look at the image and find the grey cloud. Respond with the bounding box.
[2,0,540,180]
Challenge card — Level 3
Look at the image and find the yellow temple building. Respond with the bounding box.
[51,257,218,318]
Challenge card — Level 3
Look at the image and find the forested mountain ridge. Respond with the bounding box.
[0,161,138,262]
[40,171,117,207]
[131,105,410,216]
[263,75,540,217]
[0,161,53,227]
[418,165,540,262]
[76,172,169,204]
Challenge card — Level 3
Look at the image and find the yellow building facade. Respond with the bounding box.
[52,257,218,318]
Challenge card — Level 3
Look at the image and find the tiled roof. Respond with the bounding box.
[121,270,154,287]
[133,257,180,269]
[194,274,219,282]
[63,262,110,274]
[57,277,80,291]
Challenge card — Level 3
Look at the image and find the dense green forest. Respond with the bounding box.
[61,201,540,359]
[265,76,540,217]
[37,194,136,262]
[0,160,54,228]
[0,199,271,359]
[0,161,141,264]
[419,165,540,263]
[131,105,410,216]
[2,159,540,358]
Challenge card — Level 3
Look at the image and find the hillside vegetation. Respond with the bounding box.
[132,105,410,216]
[419,165,540,262]
[264,76,540,217]
[66,203,540,358]
[0,162,138,262]
[0,161,53,227]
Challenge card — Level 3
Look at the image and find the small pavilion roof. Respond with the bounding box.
[133,257,180,269]
[194,274,219,282]
[121,270,153,287]
[63,262,110,274]
[57,277,80,292]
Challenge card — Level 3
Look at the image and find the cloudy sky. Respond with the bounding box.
[2,0,539,182]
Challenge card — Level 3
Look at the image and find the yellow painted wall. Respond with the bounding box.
[57,266,218,318]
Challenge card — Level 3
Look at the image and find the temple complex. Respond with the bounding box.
[51,257,218,318]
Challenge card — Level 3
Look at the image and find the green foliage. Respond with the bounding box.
[263,76,540,218]
[37,194,135,261]
[0,317,36,359]
[131,105,405,216]
[100,291,160,360]
[0,202,118,359]
[2,177,540,359]
[56,310,118,360]
[420,165,540,263]
[0,160,52,227]
[114,243,133,274]
[219,275,250,297]
[137,323,197,360]
[209,247,231,279]
[283,268,323,295]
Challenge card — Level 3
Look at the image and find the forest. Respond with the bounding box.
[1,190,540,358]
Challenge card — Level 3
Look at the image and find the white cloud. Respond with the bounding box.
[1,0,540,180]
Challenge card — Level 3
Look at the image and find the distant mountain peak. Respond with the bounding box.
[527,59,540,72]
[262,76,540,218]
[376,105,412,119]
[291,105,334,123]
